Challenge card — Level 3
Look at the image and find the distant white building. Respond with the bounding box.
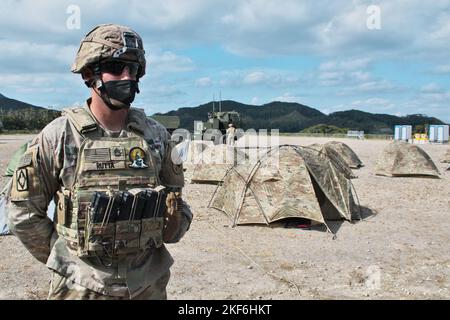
[394,125,412,141]
[428,125,449,143]
[347,130,364,139]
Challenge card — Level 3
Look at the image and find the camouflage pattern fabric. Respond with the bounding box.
[323,141,364,169]
[187,143,248,184]
[210,145,356,227]
[375,141,440,177]
[441,148,450,164]
[307,143,357,179]
[48,271,170,300]
[295,146,355,221]
[444,148,450,170]
[6,101,192,299]
[71,24,146,78]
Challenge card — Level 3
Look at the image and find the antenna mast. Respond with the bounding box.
[219,89,222,112]
[212,94,215,114]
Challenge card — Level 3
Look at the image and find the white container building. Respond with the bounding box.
[394,125,412,141]
[429,125,449,143]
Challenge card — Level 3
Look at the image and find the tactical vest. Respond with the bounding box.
[55,107,166,258]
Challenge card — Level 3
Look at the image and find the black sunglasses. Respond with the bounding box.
[100,61,140,77]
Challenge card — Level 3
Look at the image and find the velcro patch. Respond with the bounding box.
[84,161,126,171]
[16,168,29,191]
[17,153,32,168]
[111,147,126,161]
[84,148,111,162]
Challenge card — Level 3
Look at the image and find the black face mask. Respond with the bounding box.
[101,80,139,110]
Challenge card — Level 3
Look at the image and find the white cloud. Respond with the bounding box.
[1,0,450,61]
[0,40,76,73]
[146,85,186,98]
[419,91,450,103]
[0,73,78,89]
[319,58,372,72]
[318,71,344,86]
[316,57,374,87]
[420,83,442,93]
[325,97,396,115]
[0,0,449,123]
[272,93,303,103]
[195,77,213,87]
[243,72,269,85]
[350,98,395,110]
[147,51,195,74]
[251,96,260,105]
[431,64,450,74]
[218,69,301,88]
[356,80,398,93]
[350,71,371,82]
[397,99,450,123]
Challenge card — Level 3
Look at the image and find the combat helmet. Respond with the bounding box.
[71,23,146,79]
[71,24,146,110]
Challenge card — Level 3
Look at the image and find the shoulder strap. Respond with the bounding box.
[127,107,147,136]
[62,107,98,135]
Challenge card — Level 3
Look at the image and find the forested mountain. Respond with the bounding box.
[157,100,446,134]
[0,94,60,131]
[0,94,446,133]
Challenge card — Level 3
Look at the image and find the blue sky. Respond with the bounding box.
[0,0,449,123]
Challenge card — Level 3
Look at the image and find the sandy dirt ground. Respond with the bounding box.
[0,134,449,300]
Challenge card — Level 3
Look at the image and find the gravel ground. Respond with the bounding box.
[0,134,449,300]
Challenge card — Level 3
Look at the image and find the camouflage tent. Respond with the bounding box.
[210,145,358,228]
[441,148,450,163]
[184,142,248,184]
[441,148,450,170]
[322,141,364,169]
[375,141,440,177]
[308,143,357,179]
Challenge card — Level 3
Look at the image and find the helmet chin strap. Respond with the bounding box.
[86,77,128,111]
[94,78,125,111]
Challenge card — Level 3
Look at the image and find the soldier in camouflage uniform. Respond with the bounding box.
[6,24,193,300]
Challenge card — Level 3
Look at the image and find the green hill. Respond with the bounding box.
[0,94,446,134]
[156,100,328,132]
[156,101,446,134]
[0,94,60,131]
[0,93,46,111]
[325,110,444,134]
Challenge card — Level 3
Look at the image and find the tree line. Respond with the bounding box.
[0,108,61,132]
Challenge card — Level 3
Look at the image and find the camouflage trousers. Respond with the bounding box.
[47,271,170,300]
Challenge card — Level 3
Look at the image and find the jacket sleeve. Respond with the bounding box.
[6,133,60,264]
[159,137,193,243]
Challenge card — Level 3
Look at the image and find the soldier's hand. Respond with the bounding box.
[163,192,182,242]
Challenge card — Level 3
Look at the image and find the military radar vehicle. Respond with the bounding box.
[194,100,241,144]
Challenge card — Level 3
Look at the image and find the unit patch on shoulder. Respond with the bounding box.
[16,168,29,192]
[129,147,148,169]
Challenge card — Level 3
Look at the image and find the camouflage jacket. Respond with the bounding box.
[6,101,192,298]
